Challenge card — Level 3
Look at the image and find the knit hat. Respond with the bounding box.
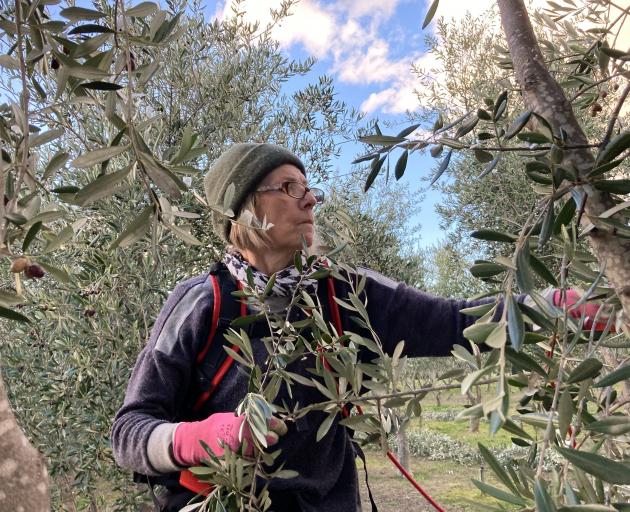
[204,143,306,241]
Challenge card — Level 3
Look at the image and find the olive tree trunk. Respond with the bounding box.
[466,388,481,433]
[496,0,630,334]
[396,422,410,472]
[0,371,50,511]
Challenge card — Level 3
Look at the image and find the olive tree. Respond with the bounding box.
[0,0,358,509]
[357,0,630,508]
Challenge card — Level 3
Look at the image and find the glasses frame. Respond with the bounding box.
[256,181,325,204]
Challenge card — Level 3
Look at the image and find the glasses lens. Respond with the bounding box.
[286,182,306,199]
[285,182,324,204]
[311,188,325,204]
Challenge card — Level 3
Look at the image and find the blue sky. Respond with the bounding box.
[209,0,503,248]
[210,0,630,250]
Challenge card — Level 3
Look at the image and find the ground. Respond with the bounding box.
[357,391,519,512]
[359,451,506,512]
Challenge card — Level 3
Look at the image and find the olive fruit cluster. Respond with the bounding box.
[10,257,45,279]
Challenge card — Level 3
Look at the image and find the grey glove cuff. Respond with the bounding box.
[147,422,183,473]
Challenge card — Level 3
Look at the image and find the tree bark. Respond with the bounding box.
[396,422,410,472]
[466,389,481,432]
[0,371,50,511]
[496,0,630,333]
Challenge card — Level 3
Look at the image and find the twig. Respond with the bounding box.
[568,72,627,103]
[576,191,588,230]
[600,81,630,150]
[295,378,501,415]
[117,0,135,123]
[4,0,31,248]
[536,254,570,479]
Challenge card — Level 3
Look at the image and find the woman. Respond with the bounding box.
[112,143,586,511]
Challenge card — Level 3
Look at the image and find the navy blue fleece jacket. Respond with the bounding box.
[111,265,496,511]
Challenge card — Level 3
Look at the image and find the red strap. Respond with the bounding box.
[179,468,214,496]
[192,281,244,411]
[196,274,222,364]
[182,280,245,493]
[325,276,354,418]
[387,451,446,512]
[327,276,343,335]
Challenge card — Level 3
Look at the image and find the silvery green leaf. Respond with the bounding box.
[72,144,130,168]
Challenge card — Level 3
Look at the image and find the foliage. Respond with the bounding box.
[178,256,427,511]
[1,0,629,510]
[384,426,564,472]
[0,0,358,509]
[422,240,485,299]
[317,174,425,287]
[357,1,630,509]
[387,427,482,466]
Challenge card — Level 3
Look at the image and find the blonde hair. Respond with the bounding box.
[228,194,273,252]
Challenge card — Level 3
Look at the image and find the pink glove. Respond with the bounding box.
[172,412,286,467]
[552,289,612,332]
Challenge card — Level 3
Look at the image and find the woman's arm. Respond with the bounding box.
[111,274,214,476]
[360,268,497,358]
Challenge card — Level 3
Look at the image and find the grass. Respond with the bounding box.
[420,418,514,448]
[359,452,514,512]
[416,390,538,446]
[363,391,529,510]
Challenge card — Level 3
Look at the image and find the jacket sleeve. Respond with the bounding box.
[359,268,499,358]
[110,274,214,476]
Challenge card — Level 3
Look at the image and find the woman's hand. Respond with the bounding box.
[172,412,287,467]
[552,289,614,332]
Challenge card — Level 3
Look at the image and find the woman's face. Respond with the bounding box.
[255,164,317,252]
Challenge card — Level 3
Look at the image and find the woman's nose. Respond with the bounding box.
[301,190,317,209]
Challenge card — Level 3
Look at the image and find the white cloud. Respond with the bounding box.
[359,48,442,114]
[333,40,410,84]
[333,0,502,113]
[335,0,401,20]
[359,0,517,114]
[215,0,563,115]
[218,0,416,110]
[428,0,496,20]
[217,0,336,58]
[272,1,337,58]
[360,77,419,114]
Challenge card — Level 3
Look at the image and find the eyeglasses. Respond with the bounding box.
[256,181,325,204]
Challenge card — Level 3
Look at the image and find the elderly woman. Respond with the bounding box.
[112,143,599,511]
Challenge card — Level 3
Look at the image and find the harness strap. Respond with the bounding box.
[354,443,378,512]
[327,275,343,336]
[180,266,245,493]
[192,267,243,412]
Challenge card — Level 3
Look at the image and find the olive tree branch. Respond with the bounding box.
[294,378,501,416]
[600,81,630,150]
[568,72,628,103]
[3,0,31,249]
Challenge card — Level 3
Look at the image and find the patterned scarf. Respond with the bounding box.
[223,250,319,311]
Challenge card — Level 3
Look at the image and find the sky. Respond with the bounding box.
[208,0,630,250]
[210,0,510,248]
[41,0,629,247]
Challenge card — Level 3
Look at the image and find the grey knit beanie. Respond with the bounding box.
[204,143,306,241]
